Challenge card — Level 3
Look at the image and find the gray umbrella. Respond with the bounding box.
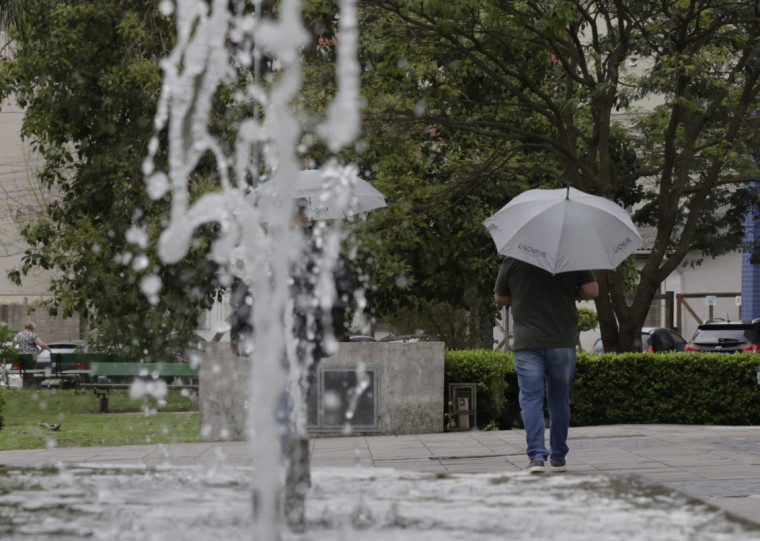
[251,169,387,220]
[483,186,643,274]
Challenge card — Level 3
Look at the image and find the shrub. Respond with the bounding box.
[573,352,760,425]
[445,349,517,430]
[445,349,760,430]
[0,322,17,428]
[0,323,18,367]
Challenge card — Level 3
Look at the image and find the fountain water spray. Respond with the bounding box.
[141,0,360,538]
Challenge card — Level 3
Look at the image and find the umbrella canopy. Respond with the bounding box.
[252,169,387,220]
[483,186,644,274]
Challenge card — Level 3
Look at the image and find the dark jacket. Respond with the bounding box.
[230,237,356,365]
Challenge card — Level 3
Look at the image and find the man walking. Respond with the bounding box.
[229,199,356,529]
[494,257,598,473]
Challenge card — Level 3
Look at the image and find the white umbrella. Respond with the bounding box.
[483,186,644,274]
[252,169,387,220]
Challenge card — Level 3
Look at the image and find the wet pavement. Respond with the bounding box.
[0,424,758,528]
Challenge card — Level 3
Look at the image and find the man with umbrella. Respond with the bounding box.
[485,187,641,473]
[494,259,598,473]
[230,195,357,529]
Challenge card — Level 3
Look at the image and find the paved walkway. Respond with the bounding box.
[0,424,758,527]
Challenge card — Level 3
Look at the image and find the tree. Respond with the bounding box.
[303,1,540,347]
[0,1,24,34]
[0,1,224,360]
[307,0,760,351]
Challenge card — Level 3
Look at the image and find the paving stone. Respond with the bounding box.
[0,424,758,527]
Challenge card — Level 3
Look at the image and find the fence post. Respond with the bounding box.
[676,294,683,333]
[665,291,674,329]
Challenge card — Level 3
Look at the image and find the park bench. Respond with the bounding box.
[4,352,120,387]
[79,362,200,413]
[50,352,121,386]
[3,354,45,385]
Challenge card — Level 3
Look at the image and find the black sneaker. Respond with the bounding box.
[550,459,566,472]
[525,459,545,474]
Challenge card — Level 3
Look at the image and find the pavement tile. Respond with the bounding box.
[632,470,705,482]
[201,444,249,456]
[316,453,374,462]
[312,437,366,447]
[312,460,374,469]
[424,447,500,457]
[659,458,744,469]
[417,433,462,441]
[678,466,758,480]
[437,456,509,465]
[369,461,446,472]
[443,463,512,474]
[153,456,199,465]
[156,444,216,457]
[369,453,434,461]
[1,424,759,528]
[590,462,670,472]
[77,458,148,466]
[704,497,760,525]
[669,479,760,498]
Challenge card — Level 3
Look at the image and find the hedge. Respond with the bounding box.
[445,349,517,430]
[573,352,760,425]
[445,349,760,430]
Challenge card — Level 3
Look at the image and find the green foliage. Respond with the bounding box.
[445,349,518,430]
[0,323,18,365]
[576,306,598,350]
[0,1,222,359]
[572,352,760,426]
[577,307,598,333]
[446,349,760,430]
[303,1,532,344]
[4,0,759,359]
[383,298,495,349]
[304,0,760,353]
[0,324,19,406]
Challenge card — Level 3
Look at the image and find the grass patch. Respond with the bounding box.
[0,388,199,450]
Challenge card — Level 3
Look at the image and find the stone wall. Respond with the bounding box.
[198,341,445,441]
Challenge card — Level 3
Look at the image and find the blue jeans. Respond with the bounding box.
[514,347,576,462]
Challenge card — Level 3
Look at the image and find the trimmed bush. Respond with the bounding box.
[445,349,760,430]
[445,349,517,429]
[572,352,760,425]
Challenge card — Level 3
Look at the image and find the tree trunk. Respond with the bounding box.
[595,274,621,351]
[597,261,668,353]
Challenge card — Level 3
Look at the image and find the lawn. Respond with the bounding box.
[0,387,199,450]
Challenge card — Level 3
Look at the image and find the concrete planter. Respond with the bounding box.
[198,341,445,441]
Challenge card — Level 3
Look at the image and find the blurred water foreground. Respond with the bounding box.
[0,464,754,540]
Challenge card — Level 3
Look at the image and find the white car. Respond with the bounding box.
[34,341,90,386]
